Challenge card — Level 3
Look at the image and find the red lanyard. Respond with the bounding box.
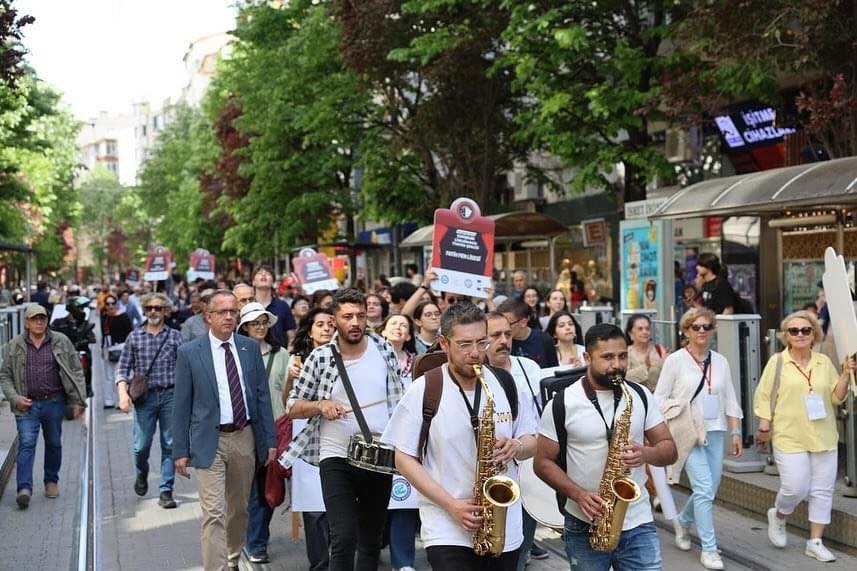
[686,348,713,393]
[790,361,813,393]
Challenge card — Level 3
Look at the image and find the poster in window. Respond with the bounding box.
[430,198,495,298]
[783,261,824,315]
[620,220,663,313]
[293,248,340,295]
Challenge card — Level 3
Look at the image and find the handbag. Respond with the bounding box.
[265,414,293,508]
[107,343,124,363]
[129,333,170,405]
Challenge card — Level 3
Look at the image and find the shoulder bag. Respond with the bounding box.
[129,332,170,405]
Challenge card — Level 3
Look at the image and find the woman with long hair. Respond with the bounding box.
[237,302,290,563]
[625,313,668,392]
[287,307,336,571]
[100,293,133,408]
[655,307,743,570]
[366,292,389,334]
[521,286,542,330]
[755,310,856,562]
[546,310,585,367]
[539,289,568,330]
[310,289,334,309]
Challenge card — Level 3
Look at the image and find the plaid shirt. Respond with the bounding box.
[25,335,62,397]
[115,325,184,388]
[280,331,403,468]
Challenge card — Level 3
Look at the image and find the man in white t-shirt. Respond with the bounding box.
[535,323,677,571]
[282,289,404,571]
[485,311,546,570]
[383,303,539,570]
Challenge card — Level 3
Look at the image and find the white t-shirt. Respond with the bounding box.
[539,380,663,530]
[654,349,743,432]
[382,364,538,551]
[510,356,543,416]
[319,341,390,461]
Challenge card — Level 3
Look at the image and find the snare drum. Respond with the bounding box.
[519,458,564,530]
[347,433,398,475]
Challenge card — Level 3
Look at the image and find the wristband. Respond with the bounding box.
[730,429,742,437]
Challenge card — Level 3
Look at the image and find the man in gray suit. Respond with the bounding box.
[172,289,276,570]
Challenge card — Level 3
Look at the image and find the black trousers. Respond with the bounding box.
[302,511,330,571]
[319,457,392,571]
[426,545,521,571]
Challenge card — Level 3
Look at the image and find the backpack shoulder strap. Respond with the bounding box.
[626,380,649,418]
[484,365,518,420]
[770,352,784,420]
[418,367,444,462]
[552,388,569,514]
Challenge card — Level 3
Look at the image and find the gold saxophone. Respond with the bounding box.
[471,363,521,557]
[590,373,642,552]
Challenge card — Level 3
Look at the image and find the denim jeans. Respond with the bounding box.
[319,457,392,571]
[246,467,274,556]
[15,395,65,492]
[132,387,175,492]
[564,515,662,571]
[678,430,725,551]
[387,509,419,568]
[516,510,538,571]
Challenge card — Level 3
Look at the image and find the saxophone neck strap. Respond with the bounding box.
[582,375,622,442]
[449,368,482,443]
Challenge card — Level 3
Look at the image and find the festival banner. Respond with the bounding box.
[430,197,495,299]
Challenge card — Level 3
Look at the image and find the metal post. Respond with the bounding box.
[845,387,857,497]
[549,237,557,285]
[25,252,32,302]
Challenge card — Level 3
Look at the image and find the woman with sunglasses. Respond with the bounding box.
[287,307,336,571]
[100,294,133,408]
[654,307,743,570]
[236,302,288,564]
[754,310,856,563]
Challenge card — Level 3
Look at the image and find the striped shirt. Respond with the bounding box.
[115,325,184,388]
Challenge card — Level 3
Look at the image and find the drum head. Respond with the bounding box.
[519,458,564,530]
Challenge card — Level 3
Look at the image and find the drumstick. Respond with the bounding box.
[291,511,301,543]
[343,398,386,414]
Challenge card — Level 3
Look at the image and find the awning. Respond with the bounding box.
[399,211,569,248]
[650,156,857,220]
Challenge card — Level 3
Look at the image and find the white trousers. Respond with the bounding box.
[102,352,118,406]
[773,447,837,524]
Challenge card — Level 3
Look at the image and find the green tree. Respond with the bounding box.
[501,1,691,204]
[77,165,125,274]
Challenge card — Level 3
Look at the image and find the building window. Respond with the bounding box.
[106,141,117,156]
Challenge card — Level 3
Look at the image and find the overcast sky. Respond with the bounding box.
[16,0,237,119]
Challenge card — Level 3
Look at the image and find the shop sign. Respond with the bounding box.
[714,105,796,151]
[582,218,607,247]
[673,218,704,241]
[705,217,722,238]
[624,198,668,220]
[293,248,340,294]
[430,197,495,298]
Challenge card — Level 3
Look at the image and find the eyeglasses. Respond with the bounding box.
[451,338,491,352]
[210,309,238,317]
[144,305,164,312]
[689,323,715,332]
[246,319,269,328]
[508,316,526,327]
[787,326,813,337]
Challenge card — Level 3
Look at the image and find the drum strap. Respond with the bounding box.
[330,344,375,444]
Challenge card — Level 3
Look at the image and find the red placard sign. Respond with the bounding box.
[126,268,141,286]
[188,248,216,280]
[144,247,173,282]
[430,197,495,298]
[293,248,340,294]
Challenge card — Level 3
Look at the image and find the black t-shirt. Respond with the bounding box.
[511,327,559,368]
[700,277,736,314]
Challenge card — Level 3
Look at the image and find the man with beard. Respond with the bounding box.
[485,312,549,569]
[534,323,676,571]
[281,288,404,571]
[382,303,538,570]
[116,292,185,509]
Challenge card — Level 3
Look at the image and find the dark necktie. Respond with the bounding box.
[221,342,248,428]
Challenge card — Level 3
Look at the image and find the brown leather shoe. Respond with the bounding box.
[45,482,59,498]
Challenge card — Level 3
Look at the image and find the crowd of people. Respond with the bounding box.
[0,256,853,571]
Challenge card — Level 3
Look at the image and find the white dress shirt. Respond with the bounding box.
[208,331,250,425]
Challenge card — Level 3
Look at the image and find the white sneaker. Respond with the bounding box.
[673,518,691,551]
[395,567,416,571]
[700,550,724,570]
[767,507,787,548]
[805,539,836,562]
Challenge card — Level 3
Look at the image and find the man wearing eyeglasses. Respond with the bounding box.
[116,292,185,509]
[498,298,559,369]
[382,302,538,570]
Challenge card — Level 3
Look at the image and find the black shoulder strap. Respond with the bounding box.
[418,367,444,462]
[691,354,711,402]
[330,344,374,444]
[144,331,170,379]
[484,364,518,420]
[626,381,649,418]
[552,389,569,514]
[515,358,543,416]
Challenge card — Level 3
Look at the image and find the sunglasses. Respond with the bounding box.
[689,323,715,332]
[144,305,164,312]
[105,302,116,306]
[787,326,813,337]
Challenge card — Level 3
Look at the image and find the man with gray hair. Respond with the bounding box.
[116,291,185,509]
[182,288,214,342]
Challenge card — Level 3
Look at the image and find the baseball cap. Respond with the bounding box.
[25,305,48,319]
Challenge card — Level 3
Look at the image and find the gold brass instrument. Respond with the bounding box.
[472,363,521,557]
[590,374,642,552]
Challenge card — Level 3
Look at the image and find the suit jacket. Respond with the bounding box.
[172,334,276,468]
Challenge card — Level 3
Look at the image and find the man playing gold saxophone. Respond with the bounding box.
[382,303,539,570]
[535,324,677,570]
